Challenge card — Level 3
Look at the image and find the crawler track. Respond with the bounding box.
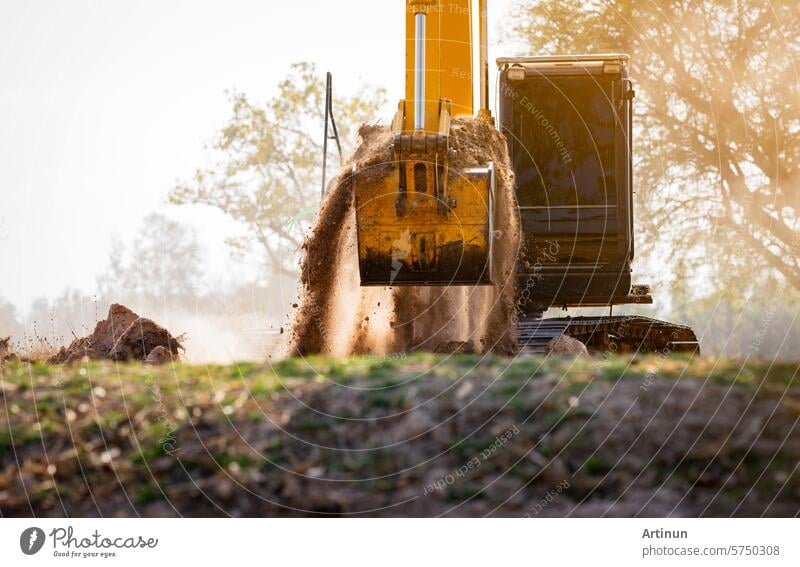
[516,315,699,355]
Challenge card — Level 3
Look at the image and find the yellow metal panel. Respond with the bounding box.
[404,0,474,131]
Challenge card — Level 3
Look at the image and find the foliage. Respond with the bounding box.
[672,276,800,358]
[170,62,387,277]
[510,0,800,292]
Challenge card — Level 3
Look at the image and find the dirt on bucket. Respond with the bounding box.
[48,304,183,364]
[291,116,521,357]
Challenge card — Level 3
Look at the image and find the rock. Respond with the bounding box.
[545,334,589,357]
[145,346,172,365]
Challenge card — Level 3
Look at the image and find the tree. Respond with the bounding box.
[100,213,202,310]
[509,0,799,293]
[170,62,387,277]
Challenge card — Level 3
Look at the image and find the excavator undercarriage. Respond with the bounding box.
[517,316,699,356]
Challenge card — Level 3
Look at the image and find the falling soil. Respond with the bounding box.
[48,304,183,364]
[291,117,520,356]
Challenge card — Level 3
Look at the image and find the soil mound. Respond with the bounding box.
[48,304,183,364]
[291,117,520,356]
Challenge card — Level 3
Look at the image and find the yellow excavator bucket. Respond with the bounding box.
[353,0,494,286]
[355,160,494,285]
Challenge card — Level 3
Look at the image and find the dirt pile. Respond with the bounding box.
[48,304,183,364]
[291,117,520,356]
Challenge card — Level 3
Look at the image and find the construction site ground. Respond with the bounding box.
[2,354,799,517]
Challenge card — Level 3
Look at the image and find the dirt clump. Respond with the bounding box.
[546,335,590,357]
[48,304,183,364]
[291,117,520,356]
[0,336,13,361]
[145,345,171,365]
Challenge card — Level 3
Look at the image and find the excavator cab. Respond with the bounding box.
[498,55,651,313]
[353,0,495,286]
[497,55,698,353]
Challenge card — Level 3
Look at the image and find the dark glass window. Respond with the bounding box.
[510,76,617,207]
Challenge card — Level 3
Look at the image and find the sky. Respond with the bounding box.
[0,0,518,312]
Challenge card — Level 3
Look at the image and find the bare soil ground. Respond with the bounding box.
[1,355,799,517]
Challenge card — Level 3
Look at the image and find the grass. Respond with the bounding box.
[1,354,798,516]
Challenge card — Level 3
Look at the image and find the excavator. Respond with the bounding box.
[338,0,699,355]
